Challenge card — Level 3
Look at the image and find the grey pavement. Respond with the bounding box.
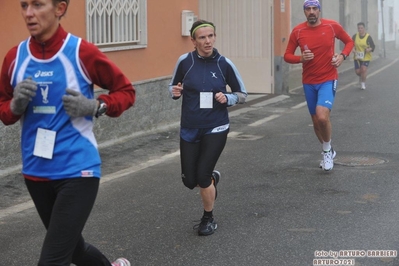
[1,49,399,266]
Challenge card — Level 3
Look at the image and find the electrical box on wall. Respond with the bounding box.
[181,10,196,37]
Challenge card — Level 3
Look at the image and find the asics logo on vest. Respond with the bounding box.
[211,72,218,78]
[34,70,54,78]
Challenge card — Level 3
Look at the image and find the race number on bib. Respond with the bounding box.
[355,51,365,60]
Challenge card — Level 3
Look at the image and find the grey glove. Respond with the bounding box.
[62,88,97,118]
[10,77,38,115]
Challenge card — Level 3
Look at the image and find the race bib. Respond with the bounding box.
[200,92,213,109]
[33,128,56,159]
[355,51,365,60]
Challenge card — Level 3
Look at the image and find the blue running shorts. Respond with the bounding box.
[303,80,337,115]
[354,60,370,69]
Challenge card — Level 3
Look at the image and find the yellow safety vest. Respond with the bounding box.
[354,33,372,61]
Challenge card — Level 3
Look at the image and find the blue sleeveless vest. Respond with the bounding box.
[11,34,101,179]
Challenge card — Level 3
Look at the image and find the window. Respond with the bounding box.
[86,0,147,52]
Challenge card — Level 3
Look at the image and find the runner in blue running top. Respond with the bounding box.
[0,1,134,265]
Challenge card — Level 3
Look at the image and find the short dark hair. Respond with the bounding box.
[190,20,216,39]
[357,22,365,28]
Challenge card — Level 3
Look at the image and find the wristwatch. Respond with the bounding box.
[95,99,107,118]
[340,53,347,60]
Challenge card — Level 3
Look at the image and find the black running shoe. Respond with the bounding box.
[212,170,220,200]
[193,216,217,236]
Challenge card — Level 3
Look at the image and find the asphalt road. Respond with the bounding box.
[1,50,399,266]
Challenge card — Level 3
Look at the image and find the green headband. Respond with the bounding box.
[191,23,215,38]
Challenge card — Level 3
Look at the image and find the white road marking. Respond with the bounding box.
[251,95,290,107]
[249,114,281,127]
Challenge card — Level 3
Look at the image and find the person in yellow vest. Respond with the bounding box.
[352,22,375,90]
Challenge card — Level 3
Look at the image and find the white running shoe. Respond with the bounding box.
[319,148,336,169]
[360,81,366,90]
[322,148,335,171]
[112,258,131,266]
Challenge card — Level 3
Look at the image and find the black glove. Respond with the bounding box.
[62,88,97,118]
[10,77,37,115]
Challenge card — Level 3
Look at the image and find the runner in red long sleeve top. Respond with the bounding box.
[284,19,354,84]
[284,0,354,172]
[0,25,135,125]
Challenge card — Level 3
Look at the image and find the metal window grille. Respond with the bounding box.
[86,0,147,50]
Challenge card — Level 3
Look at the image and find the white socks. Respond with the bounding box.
[323,140,331,152]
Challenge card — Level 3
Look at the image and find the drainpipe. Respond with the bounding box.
[381,0,386,58]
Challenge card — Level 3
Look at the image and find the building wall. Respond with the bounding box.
[378,0,398,50]
[199,0,275,94]
[274,0,291,94]
[394,1,399,49]
[0,1,198,83]
[345,0,379,55]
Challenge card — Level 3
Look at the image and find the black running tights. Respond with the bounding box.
[25,178,112,266]
[180,131,228,189]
